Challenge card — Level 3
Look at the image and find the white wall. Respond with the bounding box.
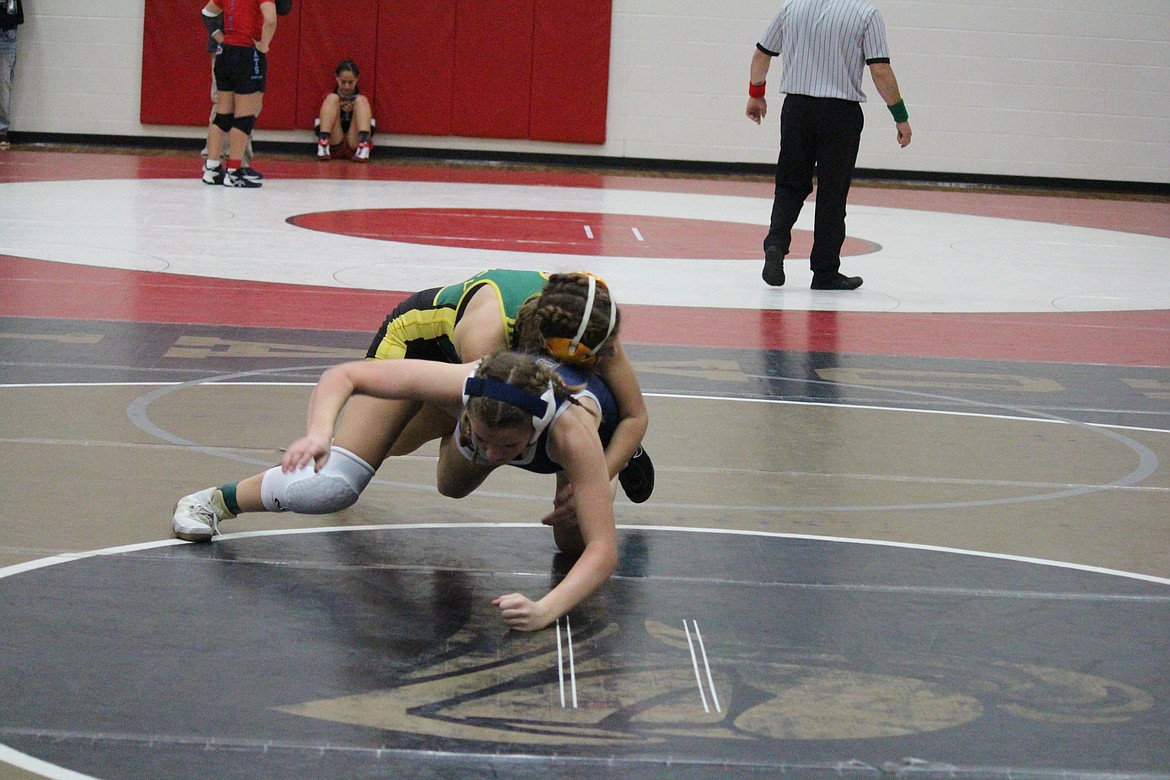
[9,0,1170,184]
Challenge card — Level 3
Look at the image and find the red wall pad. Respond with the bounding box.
[450,0,535,139]
[377,0,456,136]
[140,0,611,143]
[530,0,611,144]
[255,3,301,130]
[140,0,215,125]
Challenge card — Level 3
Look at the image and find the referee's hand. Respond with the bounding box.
[746,96,767,124]
[896,121,912,148]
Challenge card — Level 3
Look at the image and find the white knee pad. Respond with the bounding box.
[259,446,375,514]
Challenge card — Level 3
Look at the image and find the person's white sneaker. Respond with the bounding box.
[172,487,235,542]
[353,141,371,162]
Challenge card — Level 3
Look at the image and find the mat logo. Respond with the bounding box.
[275,619,1152,746]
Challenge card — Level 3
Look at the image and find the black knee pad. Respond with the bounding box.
[212,112,234,132]
[233,114,256,135]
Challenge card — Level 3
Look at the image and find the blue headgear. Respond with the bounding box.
[462,375,557,444]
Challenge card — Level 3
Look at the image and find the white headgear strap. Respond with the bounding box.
[569,274,617,357]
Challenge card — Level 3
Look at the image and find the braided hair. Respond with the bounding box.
[514,273,620,368]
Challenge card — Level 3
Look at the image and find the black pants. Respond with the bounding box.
[765,94,864,277]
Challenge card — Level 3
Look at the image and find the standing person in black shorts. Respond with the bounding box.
[199,0,290,182]
[201,0,278,189]
[746,0,912,290]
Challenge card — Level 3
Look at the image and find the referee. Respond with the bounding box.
[747,0,912,290]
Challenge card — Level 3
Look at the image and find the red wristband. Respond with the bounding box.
[749,81,766,99]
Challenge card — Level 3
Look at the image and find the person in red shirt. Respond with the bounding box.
[315,59,374,162]
[199,0,290,182]
[201,0,278,188]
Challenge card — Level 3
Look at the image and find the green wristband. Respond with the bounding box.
[888,99,909,123]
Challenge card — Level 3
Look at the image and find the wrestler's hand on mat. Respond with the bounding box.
[281,435,331,473]
[492,593,554,632]
[540,484,578,527]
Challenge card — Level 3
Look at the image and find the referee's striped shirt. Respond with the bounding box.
[757,0,891,102]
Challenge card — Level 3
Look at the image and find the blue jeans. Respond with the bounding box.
[0,27,16,134]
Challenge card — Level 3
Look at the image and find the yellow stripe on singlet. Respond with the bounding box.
[368,306,459,361]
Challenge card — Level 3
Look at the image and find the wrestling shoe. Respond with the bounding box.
[353,141,371,162]
[239,166,264,182]
[201,161,224,185]
[172,487,236,542]
[762,245,785,286]
[618,446,655,503]
[223,168,262,188]
[317,141,331,159]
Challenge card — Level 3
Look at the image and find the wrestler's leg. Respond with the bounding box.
[387,402,457,456]
[231,395,422,513]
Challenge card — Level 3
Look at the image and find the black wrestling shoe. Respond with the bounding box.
[762,246,785,286]
[618,446,655,503]
[223,168,262,188]
[811,273,863,290]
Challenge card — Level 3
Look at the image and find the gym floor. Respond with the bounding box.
[1,146,1168,779]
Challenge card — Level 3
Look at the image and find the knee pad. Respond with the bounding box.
[259,446,375,514]
[212,112,234,132]
[233,114,256,135]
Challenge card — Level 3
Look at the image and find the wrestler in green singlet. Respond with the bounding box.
[365,269,549,363]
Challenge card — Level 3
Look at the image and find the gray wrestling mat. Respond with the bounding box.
[2,525,1167,779]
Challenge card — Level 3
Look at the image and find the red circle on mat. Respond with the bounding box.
[288,208,879,259]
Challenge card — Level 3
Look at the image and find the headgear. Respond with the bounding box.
[462,374,557,444]
[543,274,617,367]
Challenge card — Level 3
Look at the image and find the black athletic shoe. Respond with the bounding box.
[223,168,262,188]
[762,245,785,286]
[618,446,655,503]
[810,273,863,290]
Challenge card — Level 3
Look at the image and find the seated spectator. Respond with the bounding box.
[315,59,374,162]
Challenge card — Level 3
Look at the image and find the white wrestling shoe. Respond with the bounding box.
[201,161,224,185]
[172,487,236,542]
[353,141,371,162]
